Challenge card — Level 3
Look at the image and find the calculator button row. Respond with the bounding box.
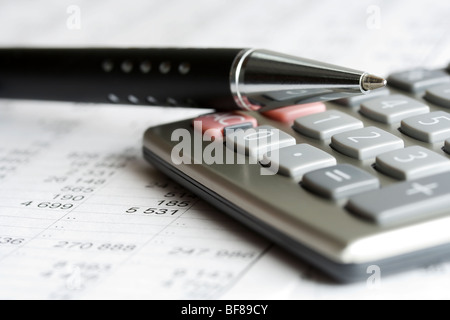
[347,172,450,225]
[293,110,363,140]
[375,146,450,180]
[387,69,450,93]
[359,94,429,124]
[330,126,404,160]
[302,164,379,200]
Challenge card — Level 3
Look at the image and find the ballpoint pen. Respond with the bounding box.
[0,48,386,111]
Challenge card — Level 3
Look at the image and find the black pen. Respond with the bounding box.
[0,48,386,111]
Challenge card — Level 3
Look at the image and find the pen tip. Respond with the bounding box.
[361,74,387,91]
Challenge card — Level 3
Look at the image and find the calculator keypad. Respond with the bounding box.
[193,66,450,226]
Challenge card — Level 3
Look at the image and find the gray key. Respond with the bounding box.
[226,125,296,160]
[360,94,429,124]
[261,144,336,178]
[223,122,254,136]
[424,84,450,108]
[293,110,363,140]
[388,69,450,92]
[376,146,450,180]
[347,172,450,225]
[401,111,450,143]
[302,164,379,199]
[334,88,390,107]
[445,138,450,154]
[331,126,404,160]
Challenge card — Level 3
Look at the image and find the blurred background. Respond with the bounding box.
[0,0,449,77]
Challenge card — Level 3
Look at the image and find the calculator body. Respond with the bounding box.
[142,69,450,282]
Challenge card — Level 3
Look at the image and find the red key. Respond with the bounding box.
[192,112,258,138]
[262,102,326,124]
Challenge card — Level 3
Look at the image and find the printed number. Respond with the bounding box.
[419,116,450,126]
[394,151,428,163]
[97,243,136,252]
[157,200,190,207]
[53,194,85,201]
[75,178,106,185]
[347,131,381,143]
[37,202,73,209]
[21,200,76,209]
[54,241,136,252]
[164,191,196,199]
[143,208,175,215]
[44,176,67,183]
[54,241,93,250]
[125,207,179,215]
[61,186,95,193]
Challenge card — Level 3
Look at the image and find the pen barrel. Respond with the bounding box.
[0,48,243,110]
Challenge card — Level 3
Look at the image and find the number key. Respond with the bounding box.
[226,125,296,160]
[401,111,450,143]
[376,146,450,180]
[359,94,429,124]
[293,110,363,140]
[331,126,404,160]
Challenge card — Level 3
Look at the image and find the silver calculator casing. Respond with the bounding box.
[142,93,450,283]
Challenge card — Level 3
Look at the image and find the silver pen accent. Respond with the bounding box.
[230,49,386,111]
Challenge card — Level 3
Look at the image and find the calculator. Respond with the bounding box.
[142,66,450,282]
